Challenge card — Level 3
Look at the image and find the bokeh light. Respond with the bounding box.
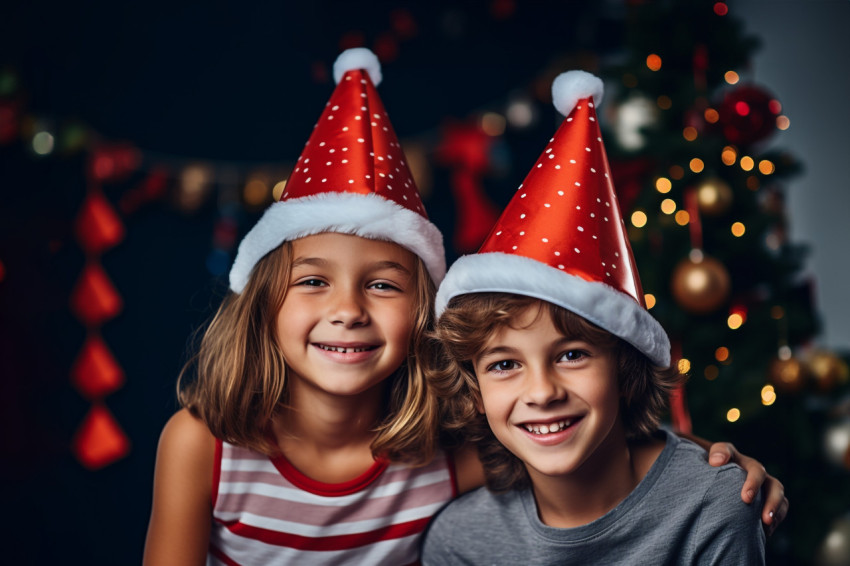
[646,53,662,71]
[761,385,777,406]
[631,210,648,228]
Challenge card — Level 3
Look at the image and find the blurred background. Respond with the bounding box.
[2,1,849,564]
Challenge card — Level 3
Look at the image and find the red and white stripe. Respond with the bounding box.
[208,440,457,565]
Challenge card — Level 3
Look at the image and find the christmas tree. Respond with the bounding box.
[600,1,850,563]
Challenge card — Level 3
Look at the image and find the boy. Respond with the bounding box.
[421,71,765,564]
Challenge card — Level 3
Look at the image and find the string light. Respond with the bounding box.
[746,176,760,190]
[715,347,730,363]
[243,176,270,207]
[777,116,790,130]
[758,160,775,175]
[481,112,506,136]
[646,54,662,71]
[655,177,672,193]
[726,408,741,422]
[683,126,698,141]
[761,385,777,406]
[721,146,737,165]
[657,95,672,110]
[660,198,677,215]
[704,108,719,123]
[678,358,691,374]
[714,2,729,16]
[32,130,54,155]
[724,71,739,84]
[669,165,685,180]
[731,222,746,237]
[675,210,690,226]
[645,293,656,309]
[728,312,744,329]
[705,365,720,380]
[631,210,648,228]
[689,158,704,173]
[506,99,534,128]
[740,156,754,171]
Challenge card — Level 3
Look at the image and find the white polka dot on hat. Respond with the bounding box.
[229,48,445,293]
[436,70,670,367]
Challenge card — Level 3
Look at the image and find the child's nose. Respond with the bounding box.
[329,287,369,327]
[522,367,565,407]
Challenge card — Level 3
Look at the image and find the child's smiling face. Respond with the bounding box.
[473,304,623,482]
[276,232,417,401]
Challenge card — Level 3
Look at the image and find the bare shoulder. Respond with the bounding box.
[452,442,485,494]
[158,408,216,458]
[143,408,216,566]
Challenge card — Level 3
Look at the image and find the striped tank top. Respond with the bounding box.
[208,439,457,565]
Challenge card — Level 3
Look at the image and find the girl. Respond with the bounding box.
[144,51,785,566]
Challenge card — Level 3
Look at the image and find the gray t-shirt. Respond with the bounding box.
[422,431,765,565]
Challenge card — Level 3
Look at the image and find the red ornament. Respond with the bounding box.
[88,144,141,182]
[716,85,780,146]
[435,122,500,253]
[72,404,131,469]
[0,100,20,145]
[75,191,125,254]
[70,263,123,326]
[119,167,170,215]
[71,335,125,399]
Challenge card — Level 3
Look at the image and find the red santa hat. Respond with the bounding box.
[435,70,670,367]
[229,48,445,293]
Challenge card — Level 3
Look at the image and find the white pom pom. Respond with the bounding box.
[552,70,604,117]
[333,48,382,86]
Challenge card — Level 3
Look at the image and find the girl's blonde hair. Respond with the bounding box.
[429,292,683,491]
[178,239,440,465]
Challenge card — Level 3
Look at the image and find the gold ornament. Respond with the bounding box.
[806,350,850,392]
[696,177,733,216]
[768,356,807,394]
[823,419,850,469]
[671,255,731,314]
[815,514,850,566]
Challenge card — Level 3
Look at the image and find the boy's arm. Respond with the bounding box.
[693,466,766,564]
[143,408,216,566]
[685,433,787,534]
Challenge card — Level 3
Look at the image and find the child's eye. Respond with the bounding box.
[487,360,520,373]
[296,278,327,287]
[559,350,587,362]
[369,281,402,292]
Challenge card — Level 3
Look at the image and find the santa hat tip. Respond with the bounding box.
[552,70,604,117]
[333,48,382,86]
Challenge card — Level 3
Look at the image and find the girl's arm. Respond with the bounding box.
[452,443,485,494]
[690,436,788,534]
[143,408,216,566]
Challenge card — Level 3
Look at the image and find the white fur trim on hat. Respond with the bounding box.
[333,48,382,86]
[552,70,604,117]
[229,192,445,293]
[435,252,671,367]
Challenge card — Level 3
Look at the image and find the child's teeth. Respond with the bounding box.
[320,345,370,353]
[524,420,572,435]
